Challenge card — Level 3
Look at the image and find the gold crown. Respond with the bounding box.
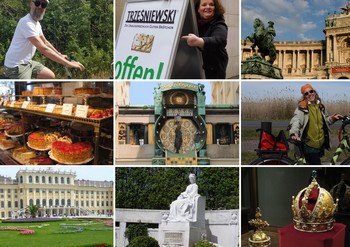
[292,171,338,232]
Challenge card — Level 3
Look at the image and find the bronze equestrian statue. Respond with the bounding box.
[244,18,277,65]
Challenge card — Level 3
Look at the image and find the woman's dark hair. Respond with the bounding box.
[194,0,226,17]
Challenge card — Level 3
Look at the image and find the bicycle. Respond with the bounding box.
[330,115,350,165]
[249,138,307,165]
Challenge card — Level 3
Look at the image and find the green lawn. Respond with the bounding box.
[0,218,113,247]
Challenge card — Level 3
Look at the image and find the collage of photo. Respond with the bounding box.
[0,0,349,246]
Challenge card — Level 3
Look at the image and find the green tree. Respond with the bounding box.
[115,168,239,210]
[25,204,41,218]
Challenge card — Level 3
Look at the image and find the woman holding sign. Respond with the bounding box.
[182,0,228,79]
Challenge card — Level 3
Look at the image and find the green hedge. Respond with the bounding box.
[194,240,217,247]
[128,236,159,247]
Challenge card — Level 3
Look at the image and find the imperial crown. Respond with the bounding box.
[292,170,338,232]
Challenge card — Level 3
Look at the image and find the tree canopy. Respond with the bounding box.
[0,0,113,79]
[115,167,239,210]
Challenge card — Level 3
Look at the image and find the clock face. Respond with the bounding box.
[159,119,198,154]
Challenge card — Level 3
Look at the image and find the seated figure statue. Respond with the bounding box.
[168,173,200,222]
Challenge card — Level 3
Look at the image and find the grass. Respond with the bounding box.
[0,218,113,247]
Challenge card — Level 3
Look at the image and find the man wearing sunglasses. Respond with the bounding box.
[289,83,342,164]
[4,0,84,79]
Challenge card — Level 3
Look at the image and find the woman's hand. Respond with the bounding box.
[291,134,301,141]
[182,34,205,49]
[331,114,343,122]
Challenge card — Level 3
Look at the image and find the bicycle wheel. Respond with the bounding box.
[340,157,350,165]
[249,156,295,165]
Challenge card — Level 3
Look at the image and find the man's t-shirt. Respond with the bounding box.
[4,13,43,68]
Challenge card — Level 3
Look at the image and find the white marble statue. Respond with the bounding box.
[168,173,199,222]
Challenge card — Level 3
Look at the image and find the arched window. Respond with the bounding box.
[35,176,39,183]
[49,199,53,206]
[43,199,46,207]
[55,177,58,184]
[42,176,46,183]
[67,177,70,184]
[61,199,65,206]
[20,176,23,183]
[67,199,71,206]
[29,176,33,183]
[20,199,23,208]
[55,199,59,206]
[61,177,64,184]
[49,177,52,184]
[36,199,40,205]
[29,199,33,206]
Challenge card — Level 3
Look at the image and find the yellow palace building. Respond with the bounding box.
[0,168,113,218]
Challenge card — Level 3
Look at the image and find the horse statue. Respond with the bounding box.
[244,18,277,64]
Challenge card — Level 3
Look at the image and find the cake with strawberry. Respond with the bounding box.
[51,141,92,163]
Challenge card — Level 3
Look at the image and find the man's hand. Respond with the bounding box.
[66,60,85,71]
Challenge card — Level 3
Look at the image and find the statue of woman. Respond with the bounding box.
[168,174,199,222]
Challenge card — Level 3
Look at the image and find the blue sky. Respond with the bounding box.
[241,0,347,41]
[129,81,211,105]
[242,81,350,101]
[0,167,114,181]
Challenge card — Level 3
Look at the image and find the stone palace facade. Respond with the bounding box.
[242,4,350,79]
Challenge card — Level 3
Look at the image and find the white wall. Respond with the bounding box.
[115,208,239,247]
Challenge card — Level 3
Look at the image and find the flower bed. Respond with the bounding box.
[0,227,35,235]
[2,217,62,223]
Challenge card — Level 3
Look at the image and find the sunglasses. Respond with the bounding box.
[32,0,48,9]
[304,90,314,96]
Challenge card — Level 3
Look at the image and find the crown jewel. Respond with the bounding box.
[292,170,338,232]
[248,207,271,247]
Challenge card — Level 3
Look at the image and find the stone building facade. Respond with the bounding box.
[115,81,239,165]
[0,168,114,218]
[241,4,350,79]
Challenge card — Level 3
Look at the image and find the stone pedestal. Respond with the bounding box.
[241,59,283,79]
[159,196,206,247]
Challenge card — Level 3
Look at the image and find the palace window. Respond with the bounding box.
[49,199,53,206]
[35,176,39,183]
[29,188,33,193]
[20,176,23,183]
[15,201,18,208]
[0,189,3,193]
[29,176,33,183]
[36,188,40,193]
[49,177,52,184]
[67,177,70,184]
[61,177,64,184]
[67,199,71,206]
[61,199,65,206]
[42,176,46,183]
[55,177,58,184]
[55,199,59,206]
[42,199,46,206]
[36,199,40,205]
[29,199,33,206]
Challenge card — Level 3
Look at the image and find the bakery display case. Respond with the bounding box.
[0,81,113,165]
